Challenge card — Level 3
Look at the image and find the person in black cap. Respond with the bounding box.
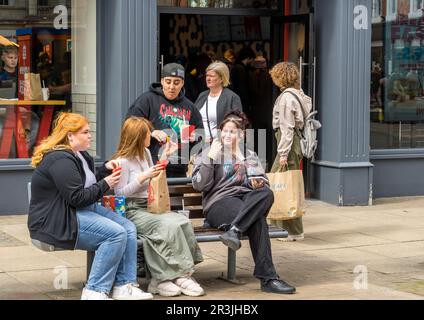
[126,63,204,178]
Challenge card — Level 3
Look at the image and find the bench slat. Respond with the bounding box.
[169,185,197,195]
[170,196,203,207]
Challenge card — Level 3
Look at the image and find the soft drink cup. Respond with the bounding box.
[42,88,50,101]
[177,210,190,218]
[180,125,195,143]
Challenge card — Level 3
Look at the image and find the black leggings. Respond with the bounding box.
[206,188,278,281]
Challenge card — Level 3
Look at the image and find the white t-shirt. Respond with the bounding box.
[200,94,220,139]
[77,152,97,188]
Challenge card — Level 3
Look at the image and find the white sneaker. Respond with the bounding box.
[174,277,205,297]
[111,283,153,300]
[81,288,112,300]
[148,279,182,297]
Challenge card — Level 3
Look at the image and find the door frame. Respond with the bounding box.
[271,13,316,197]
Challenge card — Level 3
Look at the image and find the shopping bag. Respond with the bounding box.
[147,161,171,214]
[267,169,306,221]
[24,73,43,101]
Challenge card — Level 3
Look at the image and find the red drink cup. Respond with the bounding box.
[181,125,195,143]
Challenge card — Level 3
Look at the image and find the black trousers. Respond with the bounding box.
[207,187,279,281]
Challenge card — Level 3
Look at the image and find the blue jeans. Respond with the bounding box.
[75,204,137,293]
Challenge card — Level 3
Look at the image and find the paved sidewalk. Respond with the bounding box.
[1,197,424,300]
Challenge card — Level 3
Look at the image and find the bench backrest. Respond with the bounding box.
[168,184,203,219]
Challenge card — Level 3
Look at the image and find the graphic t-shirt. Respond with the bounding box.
[126,83,204,176]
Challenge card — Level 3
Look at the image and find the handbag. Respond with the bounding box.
[267,167,306,221]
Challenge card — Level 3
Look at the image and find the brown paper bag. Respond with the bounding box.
[24,73,43,101]
[147,169,171,214]
[267,170,306,221]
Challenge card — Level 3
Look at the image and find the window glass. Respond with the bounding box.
[158,0,280,9]
[0,0,97,160]
[370,0,424,149]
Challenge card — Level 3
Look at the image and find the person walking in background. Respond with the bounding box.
[192,111,296,295]
[269,62,312,242]
[112,117,205,298]
[230,47,255,120]
[194,61,242,142]
[28,113,153,300]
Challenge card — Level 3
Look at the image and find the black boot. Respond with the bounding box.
[219,229,241,251]
[261,279,296,294]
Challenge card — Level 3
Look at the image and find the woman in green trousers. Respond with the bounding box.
[268,62,312,241]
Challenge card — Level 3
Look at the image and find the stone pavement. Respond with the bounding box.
[1,197,424,300]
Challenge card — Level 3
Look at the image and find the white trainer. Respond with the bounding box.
[81,288,112,300]
[148,279,182,297]
[111,283,153,300]
[174,277,205,297]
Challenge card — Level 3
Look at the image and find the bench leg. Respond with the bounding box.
[218,248,245,285]
[86,251,95,283]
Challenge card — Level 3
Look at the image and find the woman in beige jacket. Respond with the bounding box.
[269,62,312,241]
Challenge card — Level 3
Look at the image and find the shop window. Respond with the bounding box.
[409,0,423,18]
[158,0,280,9]
[0,0,9,5]
[372,0,383,23]
[0,0,97,160]
[370,0,424,150]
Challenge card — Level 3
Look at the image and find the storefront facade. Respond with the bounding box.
[0,0,423,215]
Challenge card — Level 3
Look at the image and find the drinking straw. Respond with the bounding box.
[42,80,45,88]
[182,199,185,211]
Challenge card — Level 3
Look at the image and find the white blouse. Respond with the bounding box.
[114,148,154,199]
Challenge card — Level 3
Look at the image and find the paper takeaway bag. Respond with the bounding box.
[267,170,306,221]
[24,73,43,101]
[147,162,171,214]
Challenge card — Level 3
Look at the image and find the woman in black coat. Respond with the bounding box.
[194,61,242,142]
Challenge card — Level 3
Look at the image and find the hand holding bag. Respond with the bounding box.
[267,167,306,221]
[147,160,171,214]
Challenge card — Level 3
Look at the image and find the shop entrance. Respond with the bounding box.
[158,7,315,195]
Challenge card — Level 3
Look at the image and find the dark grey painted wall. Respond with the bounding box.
[99,0,157,159]
[372,156,424,198]
[0,166,32,215]
[313,0,373,205]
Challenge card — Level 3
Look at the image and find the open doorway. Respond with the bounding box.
[158,5,315,194]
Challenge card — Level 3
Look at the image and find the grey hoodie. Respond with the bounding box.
[192,147,269,216]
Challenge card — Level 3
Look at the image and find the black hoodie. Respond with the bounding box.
[28,150,110,249]
[127,83,204,177]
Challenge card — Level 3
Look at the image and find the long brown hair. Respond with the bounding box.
[219,110,249,131]
[112,117,153,161]
[31,113,88,167]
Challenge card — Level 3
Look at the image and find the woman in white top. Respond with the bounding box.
[113,117,204,298]
[194,61,242,141]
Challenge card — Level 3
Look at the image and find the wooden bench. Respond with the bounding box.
[29,179,288,284]
[87,177,288,284]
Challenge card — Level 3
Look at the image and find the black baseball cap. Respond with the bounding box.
[162,63,185,80]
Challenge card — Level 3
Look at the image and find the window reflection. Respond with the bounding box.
[371,0,424,149]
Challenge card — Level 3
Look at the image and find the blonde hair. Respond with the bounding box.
[31,113,88,167]
[269,62,300,91]
[1,46,18,56]
[112,117,153,161]
[206,61,230,88]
